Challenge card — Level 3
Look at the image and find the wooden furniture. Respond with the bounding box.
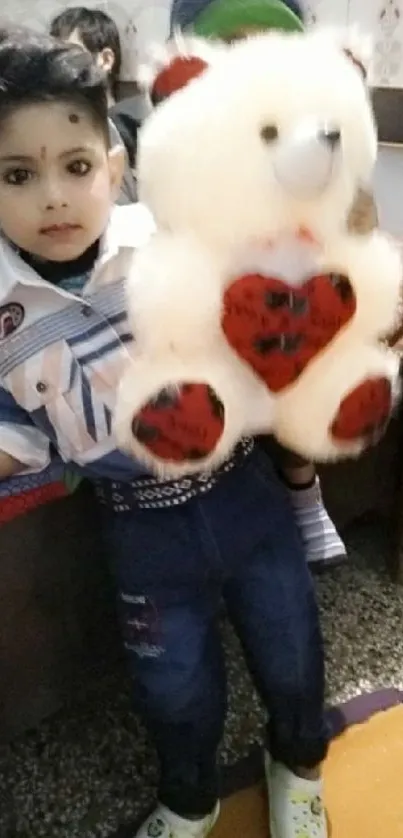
[319,411,403,582]
[0,483,121,740]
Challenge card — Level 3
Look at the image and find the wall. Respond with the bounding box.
[306,0,403,88]
[374,147,403,237]
[1,0,403,85]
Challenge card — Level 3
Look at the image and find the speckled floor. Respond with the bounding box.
[1,519,403,838]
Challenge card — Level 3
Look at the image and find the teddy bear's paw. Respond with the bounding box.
[321,230,403,338]
[222,270,356,392]
[131,382,225,466]
[114,345,268,477]
[330,375,395,445]
[271,341,400,462]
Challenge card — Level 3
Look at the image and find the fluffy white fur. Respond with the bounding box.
[115,26,403,475]
[137,29,377,248]
[125,232,227,354]
[269,232,403,458]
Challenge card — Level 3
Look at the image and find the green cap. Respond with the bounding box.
[192,0,304,39]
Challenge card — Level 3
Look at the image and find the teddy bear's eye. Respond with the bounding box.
[260,124,279,143]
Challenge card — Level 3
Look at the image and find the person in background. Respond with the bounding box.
[50,6,121,106]
[50,6,138,201]
[50,5,149,172]
[168,0,378,569]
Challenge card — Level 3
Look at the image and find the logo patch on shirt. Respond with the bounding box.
[0,302,25,339]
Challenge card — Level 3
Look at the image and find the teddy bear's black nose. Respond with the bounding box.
[318,128,341,149]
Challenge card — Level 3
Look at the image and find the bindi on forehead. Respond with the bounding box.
[69,113,80,124]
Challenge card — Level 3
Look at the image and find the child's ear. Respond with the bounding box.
[108,144,125,200]
[137,34,225,105]
[98,46,116,74]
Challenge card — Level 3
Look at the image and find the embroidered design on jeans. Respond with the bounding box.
[120,593,164,658]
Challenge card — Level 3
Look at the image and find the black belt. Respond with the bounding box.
[94,438,255,511]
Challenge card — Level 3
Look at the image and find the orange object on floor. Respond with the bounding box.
[324,705,403,837]
[210,705,403,838]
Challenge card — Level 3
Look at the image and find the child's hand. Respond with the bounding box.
[0,451,24,480]
[387,325,403,353]
[347,188,378,234]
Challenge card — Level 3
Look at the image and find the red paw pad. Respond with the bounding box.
[131,383,225,463]
[331,377,392,444]
[223,272,356,392]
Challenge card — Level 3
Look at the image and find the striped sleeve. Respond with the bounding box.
[0,386,50,471]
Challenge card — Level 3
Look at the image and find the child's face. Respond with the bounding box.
[0,101,123,261]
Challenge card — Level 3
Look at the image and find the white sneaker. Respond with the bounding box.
[135,802,220,838]
[265,753,327,838]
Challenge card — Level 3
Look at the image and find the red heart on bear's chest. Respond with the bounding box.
[222,272,356,392]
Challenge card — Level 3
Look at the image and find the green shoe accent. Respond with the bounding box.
[64,470,83,494]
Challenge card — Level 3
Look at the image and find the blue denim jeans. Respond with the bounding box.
[101,448,328,817]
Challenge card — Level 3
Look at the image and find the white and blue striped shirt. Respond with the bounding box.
[0,203,156,482]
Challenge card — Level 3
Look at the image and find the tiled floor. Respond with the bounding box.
[1,519,403,838]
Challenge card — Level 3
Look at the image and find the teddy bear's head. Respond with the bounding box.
[137,27,376,251]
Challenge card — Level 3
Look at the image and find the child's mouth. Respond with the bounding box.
[40,223,82,237]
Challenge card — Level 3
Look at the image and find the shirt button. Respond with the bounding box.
[36,381,48,394]
[81,305,93,317]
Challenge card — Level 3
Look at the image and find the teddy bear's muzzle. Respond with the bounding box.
[272,122,341,200]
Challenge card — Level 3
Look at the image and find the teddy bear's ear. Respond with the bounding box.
[138,34,221,106]
[308,26,372,81]
[339,27,373,80]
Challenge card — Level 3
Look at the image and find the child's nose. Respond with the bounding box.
[45,199,68,210]
[42,178,68,210]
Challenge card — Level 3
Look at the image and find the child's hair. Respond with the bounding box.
[0,30,109,142]
[50,6,122,100]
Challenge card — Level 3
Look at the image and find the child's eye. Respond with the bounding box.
[3,168,33,186]
[67,159,92,177]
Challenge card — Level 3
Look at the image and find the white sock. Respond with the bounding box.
[288,477,347,565]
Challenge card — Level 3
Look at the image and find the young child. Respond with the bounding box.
[0,30,329,838]
[167,0,350,570]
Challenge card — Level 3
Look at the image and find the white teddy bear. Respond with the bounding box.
[115,27,402,478]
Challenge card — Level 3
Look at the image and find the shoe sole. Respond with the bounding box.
[309,553,348,573]
[208,802,220,835]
